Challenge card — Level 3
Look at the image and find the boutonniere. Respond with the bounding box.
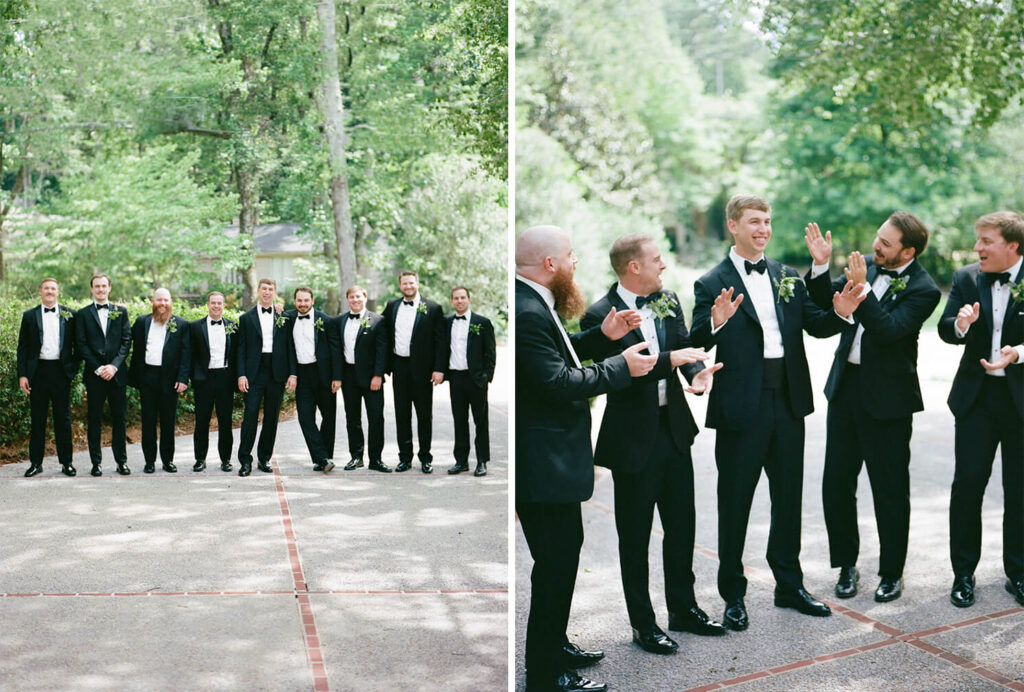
[314,318,325,332]
[166,319,178,334]
[275,314,288,329]
[646,293,678,325]
[416,302,428,315]
[59,308,72,322]
[469,322,481,335]
[359,317,371,330]
[224,321,238,335]
[1009,280,1024,306]
[773,276,802,304]
[888,276,908,300]
[106,305,122,318]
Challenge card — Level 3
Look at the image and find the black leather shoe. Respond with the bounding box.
[526,670,607,692]
[1005,577,1024,607]
[162,462,177,473]
[322,461,335,473]
[875,576,903,602]
[950,575,975,607]
[474,461,487,477]
[631,626,678,654]
[239,462,252,477]
[369,459,392,473]
[421,461,433,474]
[193,460,206,472]
[835,566,859,599]
[90,464,102,477]
[448,462,469,475]
[723,599,748,631]
[395,460,412,473]
[24,463,43,477]
[257,460,272,473]
[774,587,832,617]
[144,462,156,474]
[559,641,604,668]
[668,605,727,636]
[220,461,233,472]
[116,462,131,475]
[344,458,364,471]
[62,463,76,477]
[313,461,327,472]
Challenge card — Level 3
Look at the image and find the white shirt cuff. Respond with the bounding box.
[834,309,855,325]
[954,322,969,339]
[711,320,726,335]
[1013,345,1024,365]
[810,262,829,278]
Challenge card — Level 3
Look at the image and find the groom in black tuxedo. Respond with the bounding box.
[803,213,941,603]
[938,211,1024,608]
[691,194,865,630]
[580,234,725,655]
[190,291,239,472]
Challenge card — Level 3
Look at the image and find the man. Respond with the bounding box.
[382,270,447,473]
[517,224,656,692]
[938,211,1024,608]
[76,273,132,476]
[237,278,295,476]
[129,288,191,473]
[288,287,341,473]
[190,291,238,472]
[690,194,866,630]
[803,214,940,603]
[445,286,496,477]
[338,285,391,473]
[580,234,724,655]
[17,278,81,477]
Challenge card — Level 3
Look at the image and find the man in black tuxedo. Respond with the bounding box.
[581,234,725,655]
[382,270,448,473]
[691,194,866,630]
[938,211,1024,608]
[288,287,341,472]
[76,273,132,476]
[190,291,238,472]
[803,214,941,603]
[445,286,496,477]
[129,288,191,473]
[237,278,295,476]
[17,278,81,477]
[338,286,390,473]
[516,225,656,692]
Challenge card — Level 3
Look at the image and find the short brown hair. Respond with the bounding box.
[346,285,368,298]
[726,194,771,222]
[90,273,111,287]
[450,286,471,299]
[206,291,225,302]
[887,212,929,258]
[293,286,314,300]
[399,270,418,280]
[39,277,59,288]
[975,211,1024,255]
[609,234,654,277]
[257,277,277,289]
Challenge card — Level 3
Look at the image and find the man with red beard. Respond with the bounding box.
[516,225,657,692]
[130,288,191,473]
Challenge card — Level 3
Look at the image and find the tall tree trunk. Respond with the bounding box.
[316,0,357,295]
[235,163,259,308]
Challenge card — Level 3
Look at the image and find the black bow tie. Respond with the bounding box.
[744,259,767,275]
[403,300,414,306]
[877,267,900,278]
[44,306,56,313]
[984,271,1012,286]
[261,306,273,314]
[95,303,109,310]
[454,315,467,320]
[348,313,361,320]
[297,314,311,320]
[635,292,660,308]
[210,319,222,325]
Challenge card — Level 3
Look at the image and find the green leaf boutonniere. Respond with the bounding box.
[106,306,121,318]
[224,321,237,335]
[275,314,288,329]
[888,276,908,300]
[773,276,802,304]
[1009,280,1024,306]
[59,308,72,322]
[359,317,371,330]
[166,319,178,334]
[416,302,428,315]
[646,293,679,325]
[314,318,325,332]
[469,322,481,335]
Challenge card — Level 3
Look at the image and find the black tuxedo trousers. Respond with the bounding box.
[449,370,489,464]
[238,357,285,465]
[84,372,128,466]
[139,365,180,464]
[193,369,234,463]
[295,362,336,463]
[29,361,73,466]
[822,365,913,577]
[341,363,384,461]
[392,356,433,463]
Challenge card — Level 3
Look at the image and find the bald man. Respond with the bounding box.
[516,225,656,692]
[129,289,191,473]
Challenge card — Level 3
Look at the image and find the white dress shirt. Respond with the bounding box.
[617,284,668,406]
[39,305,60,360]
[344,311,364,364]
[293,311,317,364]
[516,276,581,367]
[393,295,419,357]
[208,317,227,369]
[258,306,274,353]
[95,302,110,336]
[955,256,1024,376]
[145,319,166,366]
[728,248,785,358]
[449,310,471,371]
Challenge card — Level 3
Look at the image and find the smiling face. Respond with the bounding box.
[90,276,110,303]
[39,280,59,308]
[728,208,772,260]
[294,290,313,314]
[207,293,224,321]
[974,225,1020,273]
[451,288,470,315]
[399,274,419,299]
[629,240,666,296]
[871,221,914,269]
[258,281,277,307]
[347,289,366,314]
[151,289,172,323]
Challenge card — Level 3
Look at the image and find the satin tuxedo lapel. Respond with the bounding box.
[34,306,43,341]
[722,259,759,326]
[412,305,423,336]
[1004,264,1024,332]
[767,259,786,331]
[977,271,994,335]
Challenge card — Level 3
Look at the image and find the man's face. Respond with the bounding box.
[347,290,366,314]
[207,295,224,321]
[399,275,419,299]
[91,277,110,303]
[728,209,772,259]
[258,282,276,306]
[39,281,59,307]
[451,289,470,315]
[548,236,578,278]
[151,290,172,321]
[871,222,911,268]
[631,241,665,295]
[294,291,313,314]
[974,225,1020,273]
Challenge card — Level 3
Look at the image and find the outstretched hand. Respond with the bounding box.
[711,287,744,329]
[833,280,867,318]
[981,345,1019,371]
[804,222,833,266]
[685,361,723,394]
[602,307,642,341]
[843,251,868,286]
[622,341,657,377]
[956,302,980,334]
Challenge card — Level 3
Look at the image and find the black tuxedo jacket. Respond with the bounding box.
[285,309,342,383]
[189,316,239,384]
[445,312,497,388]
[691,255,845,430]
[128,315,192,389]
[337,310,388,389]
[76,303,132,386]
[581,286,703,472]
[17,305,81,382]
[237,306,294,383]
[805,260,941,419]
[382,297,448,378]
[938,261,1024,420]
[515,279,631,504]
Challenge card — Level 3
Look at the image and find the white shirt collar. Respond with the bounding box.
[454,309,472,322]
[615,283,643,310]
[729,246,765,274]
[1003,256,1024,282]
[516,275,556,311]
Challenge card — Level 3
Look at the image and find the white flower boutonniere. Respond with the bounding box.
[1009,280,1024,307]
[646,293,679,325]
[166,319,178,334]
[314,318,325,332]
[773,276,802,304]
[275,314,288,329]
[359,317,371,330]
[469,322,481,335]
[224,321,238,335]
[59,308,72,322]
[888,276,908,300]
[416,302,428,315]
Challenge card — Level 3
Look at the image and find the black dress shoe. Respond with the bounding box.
[874,576,903,602]
[951,575,975,607]
[474,461,487,477]
[723,599,748,631]
[774,587,832,617]
[835,566,859,598]
[90,464,102,477]
[526,670,607,692]
[62,463,76,477]
[668,605,727,636]
[1005,577,1024,606]
[162,462,177,473]
[144,462,156,474]
[368,459,392,473]
[24,463,43,477]
[559,641,604,668]
[421,461,433,474]
[257,460,272,473]
[448,462,469,475]
[395,460,412,473]
[322,461,335,473]
[116,462,131,475]
[193,460,206,472]
[344,458,364,471]
[220,461,233,472]
[313,461,327,472]
[239,462,252,477]
[631,626,678,654]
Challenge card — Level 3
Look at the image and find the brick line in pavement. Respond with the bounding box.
[581,499,1024,692]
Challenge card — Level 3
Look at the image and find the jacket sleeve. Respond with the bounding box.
[856,280,941,345]
[176,319,191,385]
[482,318,497,382]
[381,301,394,375]
[373,319,388,377]
[76,312,103,374]
[432,305,448,372]
[112,312,132,371]
[16,312,31,379]
[798,269,846,339]
[237,315,249,379]
[690,276,718,348]
[938,272,969,345]
[327,316,343,381]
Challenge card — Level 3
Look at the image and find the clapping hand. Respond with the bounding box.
[843,251,868,286]
[670,347,709,367]
[832,280,867,318]
[685,362,723,394]
[622,341,657,377]
[804,222,833,266]
[981,345,1019,371]
[956,302,980,334]
[711,287,743,329]
[602,307,642,340]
